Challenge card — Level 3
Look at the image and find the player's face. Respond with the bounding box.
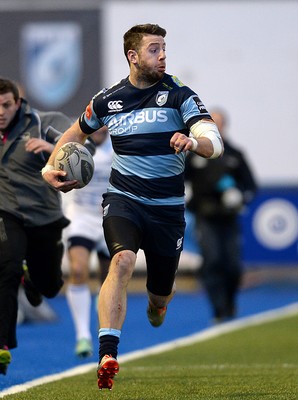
[0,92,20,132]
[135,35,166,84]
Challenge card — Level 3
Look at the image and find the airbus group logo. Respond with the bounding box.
[108,100,123,112]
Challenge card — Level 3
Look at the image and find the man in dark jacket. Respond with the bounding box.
[185,108,257,323]
[0,78,72,374]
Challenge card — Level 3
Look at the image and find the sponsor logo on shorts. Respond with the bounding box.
[176,236,183,250]
[103,204,110,217]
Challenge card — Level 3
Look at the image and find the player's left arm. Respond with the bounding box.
[170,118,224,159]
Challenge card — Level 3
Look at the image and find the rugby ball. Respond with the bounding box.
[54,142,94,188]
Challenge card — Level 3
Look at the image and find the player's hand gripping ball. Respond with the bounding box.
[54,142,94,188]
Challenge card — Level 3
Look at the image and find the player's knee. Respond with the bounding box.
[112,250,136,278]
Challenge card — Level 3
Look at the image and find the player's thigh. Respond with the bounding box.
[143,213,184,296]
[141,201,186,257]
[103,216,141,257]
[102,192,145,256]
[145,251,180,296]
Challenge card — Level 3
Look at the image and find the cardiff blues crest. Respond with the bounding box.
[21,22,82,108]
[156,91,169,107]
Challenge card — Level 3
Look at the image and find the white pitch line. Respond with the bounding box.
[1,302,298,398]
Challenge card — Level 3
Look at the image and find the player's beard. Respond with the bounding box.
[136,62,164,86]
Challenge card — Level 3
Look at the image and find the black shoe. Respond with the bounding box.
[21,263,42,307]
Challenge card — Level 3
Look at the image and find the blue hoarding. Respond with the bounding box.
[240,186,298,264]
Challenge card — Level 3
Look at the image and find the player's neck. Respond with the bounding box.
[129,73,161,90]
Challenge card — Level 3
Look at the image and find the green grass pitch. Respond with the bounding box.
[1,314,298,399]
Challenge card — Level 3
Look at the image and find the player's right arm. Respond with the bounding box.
[41,120,88,192]
[43,96,105,192]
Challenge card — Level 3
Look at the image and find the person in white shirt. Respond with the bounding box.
[63,126,113,358]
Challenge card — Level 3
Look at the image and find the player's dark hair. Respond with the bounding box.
[0,78,20,102]
[123,24,167,63]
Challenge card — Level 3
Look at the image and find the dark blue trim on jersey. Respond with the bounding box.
[79,118,96,134]
[186,115,213,128]
[79,115,99,134]
[110,168,184,199]
[111,130,188,156]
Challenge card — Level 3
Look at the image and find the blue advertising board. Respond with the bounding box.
[184,186,298,267]
[240,186,298,265]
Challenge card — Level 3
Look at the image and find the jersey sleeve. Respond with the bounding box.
[181,94,212,128]
[79,99,105,134]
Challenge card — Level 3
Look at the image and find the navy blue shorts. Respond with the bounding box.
[102,193,186,296]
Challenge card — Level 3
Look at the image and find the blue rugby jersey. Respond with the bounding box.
[79,73,211,206]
